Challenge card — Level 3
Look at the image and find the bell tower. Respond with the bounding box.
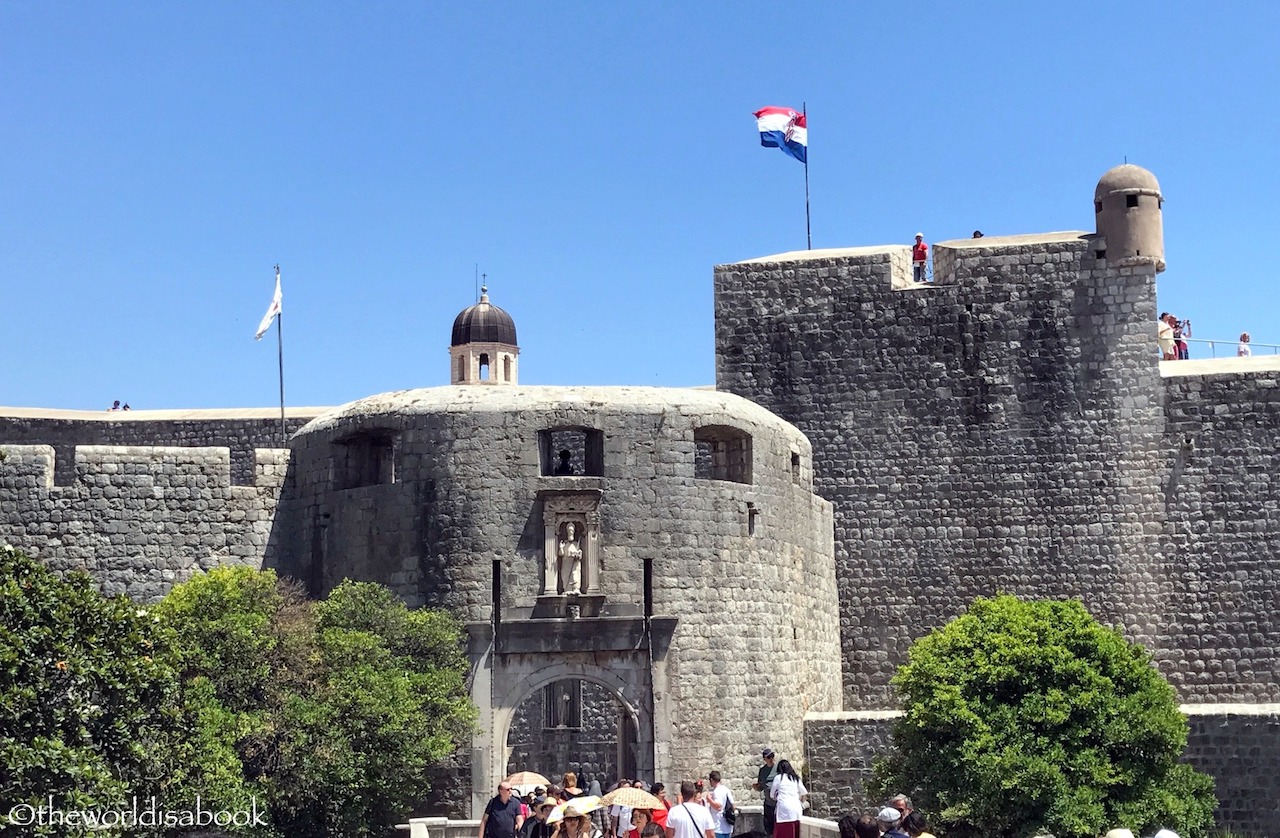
[449,286,520,385]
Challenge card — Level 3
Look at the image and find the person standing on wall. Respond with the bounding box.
[752,749,778,834]
[479,782,526,838]
[912,233,928,283]
[1157,312,1176,361]
[1238,332,1252,357]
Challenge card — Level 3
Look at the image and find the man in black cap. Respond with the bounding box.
[752,749,778,833]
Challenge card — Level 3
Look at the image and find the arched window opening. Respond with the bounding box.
[479,353,490,381]
[504,356,512,382]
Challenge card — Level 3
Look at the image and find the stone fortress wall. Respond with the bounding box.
[1,163,1277,833]
[278,385,843,801]
[0,442,289,601]
[0,408,319,486]
[713,185,1280,832]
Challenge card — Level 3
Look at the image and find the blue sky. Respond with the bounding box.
[3,2,1277,409]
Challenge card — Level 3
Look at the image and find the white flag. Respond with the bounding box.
[254,273,282,340]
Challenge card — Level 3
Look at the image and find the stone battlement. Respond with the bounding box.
[0,444,289,601]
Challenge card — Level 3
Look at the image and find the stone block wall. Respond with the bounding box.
[1158,370,1280,701]
[801,712,895,818]
[1183,704,1280,836]
[0,410,317,485]
[803,706,1280,837]
[0,443,288,601]
[715,236,1176,708]
[283,386,843,797]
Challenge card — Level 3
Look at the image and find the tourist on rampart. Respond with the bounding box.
[480,781,526,838]
[1238,332,1252,357]
[706,770,734,838]
[768,759,807,838]
[840,814,877,838]
[109,400,121,411]
[752,749,778,833]
[1157,313,1176,360]
[1171,315,1191,360]
[665,780,715,838]
[912,234,928,283]
[610,782,633,838]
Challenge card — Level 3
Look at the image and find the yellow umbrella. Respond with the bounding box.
[600,788,662,809]
[548,796,604,824]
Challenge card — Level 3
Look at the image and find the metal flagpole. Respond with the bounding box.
[803,102,812,250]
[275,264,286,448]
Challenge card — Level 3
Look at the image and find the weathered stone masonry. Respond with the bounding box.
[2,165,1277,834]
[714,218,1280,831]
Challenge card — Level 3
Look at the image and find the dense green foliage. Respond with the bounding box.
[0,545,184,834]
[871,595,1217,838]
[1,550,474,837]
[156,569,476,837]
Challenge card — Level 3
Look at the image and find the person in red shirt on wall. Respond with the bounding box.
[912,233,928,283]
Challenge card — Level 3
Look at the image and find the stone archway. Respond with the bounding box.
[505,678,639,792]
[473,656,654,814]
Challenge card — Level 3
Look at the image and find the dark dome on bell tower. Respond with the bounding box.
[451,287,517,347]
[449,286,520,385]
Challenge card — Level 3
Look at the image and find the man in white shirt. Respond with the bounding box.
[706,771,733,838]
[665,780,715,838]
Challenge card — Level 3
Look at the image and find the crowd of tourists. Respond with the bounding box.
[479,753,1187,838]
[479,750,933,838]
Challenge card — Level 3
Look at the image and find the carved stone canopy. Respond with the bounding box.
[540,489,602,598]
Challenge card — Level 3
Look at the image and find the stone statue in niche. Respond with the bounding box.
[558,522,583,595]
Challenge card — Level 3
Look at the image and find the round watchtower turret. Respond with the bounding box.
[1094,163,1165,272]
[450,286,520,385]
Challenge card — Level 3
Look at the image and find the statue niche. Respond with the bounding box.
[540,491,602,605]
[558,522,584,594]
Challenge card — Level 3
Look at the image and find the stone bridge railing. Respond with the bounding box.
[398,806,841,838]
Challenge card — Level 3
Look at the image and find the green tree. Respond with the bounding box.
[0,545,183,833]
[870,595,1216,838]
[156,569,476,837]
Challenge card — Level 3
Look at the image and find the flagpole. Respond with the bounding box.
[803,102,811,249]
[274,264,286,448]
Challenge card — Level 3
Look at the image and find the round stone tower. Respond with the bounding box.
[1094,163,1165,272]
[450,286,519,384]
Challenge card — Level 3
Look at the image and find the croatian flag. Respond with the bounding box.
[754,106,807,164]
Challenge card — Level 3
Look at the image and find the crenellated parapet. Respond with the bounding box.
[0,443,291,602]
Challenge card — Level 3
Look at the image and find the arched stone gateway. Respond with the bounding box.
[505,677,641,791]
[468,632,662,814]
